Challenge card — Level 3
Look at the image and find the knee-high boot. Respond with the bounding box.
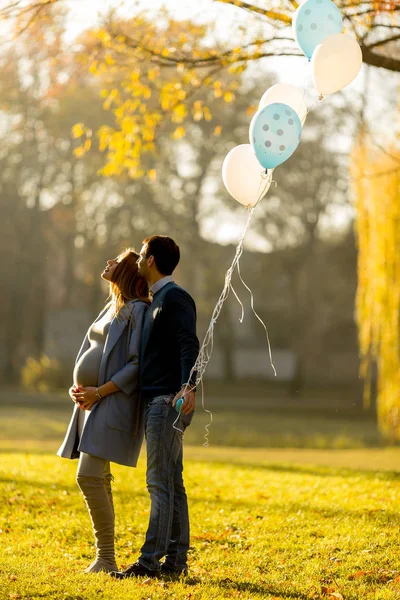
[76,475,118,573]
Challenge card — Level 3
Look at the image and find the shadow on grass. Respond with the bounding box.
[208,576,310,599]
[247,462,400,480]
[188,494,400,526]
[0,476,148,500]
[186,459,400,480]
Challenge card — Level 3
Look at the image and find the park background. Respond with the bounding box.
[1,1,400,599]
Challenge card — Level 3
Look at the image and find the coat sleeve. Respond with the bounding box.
[166,288,200,387]
[110,301,148,396]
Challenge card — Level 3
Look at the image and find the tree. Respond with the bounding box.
[1,1,399,178]
[0,0,392,412]
[351,134,400,440]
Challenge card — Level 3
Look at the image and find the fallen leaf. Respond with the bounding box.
[321,586,335,595]
[348,570,373,580]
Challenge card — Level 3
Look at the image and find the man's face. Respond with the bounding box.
[137,244,150,278]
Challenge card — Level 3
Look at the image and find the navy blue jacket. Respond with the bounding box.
[140,282,199,399]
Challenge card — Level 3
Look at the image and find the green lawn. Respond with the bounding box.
[1,390,400,599]
[0,389,382,449]
[1,447,400,600]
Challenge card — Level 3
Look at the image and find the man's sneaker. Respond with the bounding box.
[110,561,160,579]
[160,564,188,577]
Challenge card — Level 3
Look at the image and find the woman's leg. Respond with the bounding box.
[76,452,118,573]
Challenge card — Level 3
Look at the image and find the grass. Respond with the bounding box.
[1,389,400,599]
[0,388,382,449]
[1,447,400,600]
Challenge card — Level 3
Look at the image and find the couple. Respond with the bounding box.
[57,235,199,578]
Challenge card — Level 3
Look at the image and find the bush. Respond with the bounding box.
[21,355,66,392]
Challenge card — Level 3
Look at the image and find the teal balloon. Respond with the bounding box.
[293,0,343,59]
[249,103,302,170]
[175,397,183,413]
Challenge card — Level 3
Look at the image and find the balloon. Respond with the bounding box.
[293,0,343,59]
[311,33,363,95]
[259,84,308,124]
[222,144,272,207]
[249,103,302,170]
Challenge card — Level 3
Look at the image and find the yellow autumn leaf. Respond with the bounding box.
[143,129,155,142]
[148,169,157,181]
[84,139,92,152]
[246,105,257,117]
[103,89,119,110]
[214,125,222,136]
[72,123,85,139]
[89,61,99,75]
[173,126,185,140]
[224,91,235,103]
[102,162,121,177]
[143,87,152,100]
[193,100,203,122]
[73,146,85,158]
[172,103,187,123]
[104,53,115,66]
[203,107,212,122]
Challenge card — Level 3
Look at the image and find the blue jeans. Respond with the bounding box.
[138,394,193,571]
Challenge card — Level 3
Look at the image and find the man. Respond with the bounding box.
[111,235,199,579]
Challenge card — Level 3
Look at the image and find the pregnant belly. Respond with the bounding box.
[73,345,103,387]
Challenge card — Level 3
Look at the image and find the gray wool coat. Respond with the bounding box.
[57,299,148,467]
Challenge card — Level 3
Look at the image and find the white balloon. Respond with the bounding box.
[222,144,271,207]
[259,84,308,124]
[311,33,363,96]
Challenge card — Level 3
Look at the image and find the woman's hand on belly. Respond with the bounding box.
[72,386,100,410]
[69,384,82,405]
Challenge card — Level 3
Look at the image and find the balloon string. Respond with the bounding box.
[230,282,245,323]
[172,171,275,441]
[298,56,324,124]
[236,259,277,377]
[200,379,213,447]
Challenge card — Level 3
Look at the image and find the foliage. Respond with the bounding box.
[351,133,400,440]
[20,355,66,392]
[1,449,400,599]
[2,1,399,179]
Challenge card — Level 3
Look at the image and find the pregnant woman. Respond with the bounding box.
[57,248,149,573]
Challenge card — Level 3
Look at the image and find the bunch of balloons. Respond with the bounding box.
[222,0,362,208]
[293,0,362,96]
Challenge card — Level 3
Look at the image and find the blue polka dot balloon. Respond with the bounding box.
[293,0,343,60]
[249,103,302,170]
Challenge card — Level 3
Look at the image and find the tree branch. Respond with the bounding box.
[366,33,400,49]
[120,33,295,67]
[361,43,400,71]
[216,0,292,23]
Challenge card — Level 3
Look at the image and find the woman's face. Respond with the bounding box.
[101,257,119,281]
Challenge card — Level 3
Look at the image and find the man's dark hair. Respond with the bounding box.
[143,235,180,275]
